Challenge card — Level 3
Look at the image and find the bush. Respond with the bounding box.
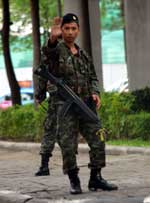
[0,91,150,142]
[99,91,150,140]
[124,112,150,140]
[131,87,150,112]
[0,104,45,142]
[99,92,134,139]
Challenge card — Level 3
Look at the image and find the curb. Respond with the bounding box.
[0,141,150,155]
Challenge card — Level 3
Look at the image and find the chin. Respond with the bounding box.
[66,37,75,42]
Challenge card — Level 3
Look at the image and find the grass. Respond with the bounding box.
[107,139,150,147]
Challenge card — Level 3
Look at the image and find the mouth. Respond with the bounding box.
[67,37,73,40]
[67,36,74,40]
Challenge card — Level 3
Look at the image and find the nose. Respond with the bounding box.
[68,28,73,34]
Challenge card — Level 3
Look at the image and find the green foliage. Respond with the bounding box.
[10,35,33,52]
[40,0,62,43]
[10,0,30,25]
[100,0,124,30]
[40,0,57,31]
[99,92,134,139]
[124,112,150,140]
[0,91,150,142]
[107,138,150,147]
[99,91,150,141]
[0,0,63,53]
[0,104,45,142]
[131,87,150,112]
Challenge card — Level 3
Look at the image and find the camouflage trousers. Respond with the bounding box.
[40,96,106,174]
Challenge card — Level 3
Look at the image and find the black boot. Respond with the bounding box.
[68,168,82,194]
[88,169,118,191]
[35,154,50,176]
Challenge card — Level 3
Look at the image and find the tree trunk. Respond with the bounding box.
[1,0,21,105]
[30,0,41,102]
[57,0,62,17]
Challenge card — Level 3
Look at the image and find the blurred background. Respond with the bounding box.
[0,0,126,100]
[1,0,150,108]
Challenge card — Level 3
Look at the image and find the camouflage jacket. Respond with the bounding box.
[35,40,100,102]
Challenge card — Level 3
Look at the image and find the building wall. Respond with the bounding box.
[124,0,150,90]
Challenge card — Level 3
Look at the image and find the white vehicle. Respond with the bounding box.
[0,87,34,110]
[106,78,128,93]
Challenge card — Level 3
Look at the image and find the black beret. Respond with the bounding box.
[61,13,79,27]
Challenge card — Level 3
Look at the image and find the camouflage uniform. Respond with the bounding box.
[35,40,105,174]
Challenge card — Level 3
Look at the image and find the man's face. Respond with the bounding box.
[61,22,79,43]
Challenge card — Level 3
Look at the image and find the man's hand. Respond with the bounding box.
[49,17,62,43]
[92,94,101,109]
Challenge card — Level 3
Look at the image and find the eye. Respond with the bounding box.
[65,27,69,31]
[72,27,77,31]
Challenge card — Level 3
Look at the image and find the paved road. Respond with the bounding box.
[0,144,150,203]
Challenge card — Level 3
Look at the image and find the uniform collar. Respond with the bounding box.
[61,40,82,56]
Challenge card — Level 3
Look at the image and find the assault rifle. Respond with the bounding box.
[34,66,99,122]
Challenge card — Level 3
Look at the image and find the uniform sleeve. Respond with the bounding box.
[89,62,100,95]
[34,49,48,102]
[34,40,59,102]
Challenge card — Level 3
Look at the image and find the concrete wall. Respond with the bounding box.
[88,0,103,89]
[124,0,150,90]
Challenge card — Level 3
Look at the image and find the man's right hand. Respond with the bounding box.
[49,17,62,43]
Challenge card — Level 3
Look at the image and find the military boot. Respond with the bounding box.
[68,168,82,194]
[88,168,118,191]
[35,154,50,176]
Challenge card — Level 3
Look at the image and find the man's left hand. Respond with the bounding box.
[92,94,101,109]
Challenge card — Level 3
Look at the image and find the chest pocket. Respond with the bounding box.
[59,55,75,76]
[76,57,88,77]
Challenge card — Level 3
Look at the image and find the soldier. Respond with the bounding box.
[34,13,118,194]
